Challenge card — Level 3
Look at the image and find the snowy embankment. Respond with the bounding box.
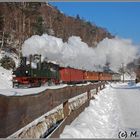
[0,51,19,89]
[0,67,13,89]
[121,72,136,81]
[0,84,68,96]
[0,80,91,97]
[60,82,140,138]
[60,84,121,138]
[111,82,140,137]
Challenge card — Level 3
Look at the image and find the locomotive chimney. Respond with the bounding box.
[38,55,41,70]
[29,55,32,68]
[20,57,26,66]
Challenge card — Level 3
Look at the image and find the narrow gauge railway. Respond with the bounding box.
[12,54,121,88]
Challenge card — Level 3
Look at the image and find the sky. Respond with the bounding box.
[50,2,140,45]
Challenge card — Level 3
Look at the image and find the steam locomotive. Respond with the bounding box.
[12,54,121,88]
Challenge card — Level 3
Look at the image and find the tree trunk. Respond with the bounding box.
[0,31,5,51]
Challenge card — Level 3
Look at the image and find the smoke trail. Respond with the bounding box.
[22,34,138,72]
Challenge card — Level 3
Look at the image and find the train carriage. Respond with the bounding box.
[112,73,121,81]
[59,67,84,83]
[99,72,112,81]
[83,71,99,81]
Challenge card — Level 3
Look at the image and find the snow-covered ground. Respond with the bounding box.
[121,72,136,81]
[0,66,13,89]
[0,84,69,96]
[60,82,140,138]
[111,82,140,138]
[0,51,19,89]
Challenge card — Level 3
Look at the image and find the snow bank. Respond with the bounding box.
[111,82,140,138]
[0,82,94,96]
[0,51,19,89]
[121,72,136,81]
[60,85,121,138]
[0,67,12,89]
[22,34,138,72]
[0,84,68,96]
[136,82,140,86]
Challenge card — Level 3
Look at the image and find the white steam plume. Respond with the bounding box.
[22,34,138,72]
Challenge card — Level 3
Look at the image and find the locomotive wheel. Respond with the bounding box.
[38,80,42,87]
[48,80,52,86]
[13,82,19,88]
[47,79,55,86]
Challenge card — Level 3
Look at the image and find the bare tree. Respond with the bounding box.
[0,15,5,52]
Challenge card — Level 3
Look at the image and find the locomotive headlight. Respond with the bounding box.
[25,70,28,73]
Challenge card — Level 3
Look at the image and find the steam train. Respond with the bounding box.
[12,54,121,88]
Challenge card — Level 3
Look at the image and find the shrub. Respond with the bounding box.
[0,56,15,70]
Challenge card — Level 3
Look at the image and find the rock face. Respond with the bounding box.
[0,2,113,55]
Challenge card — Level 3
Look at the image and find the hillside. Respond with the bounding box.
[0,2,113,55]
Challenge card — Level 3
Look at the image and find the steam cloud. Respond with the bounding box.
[22,34,138,72]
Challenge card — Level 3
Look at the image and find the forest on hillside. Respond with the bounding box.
[0,2,113,55]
